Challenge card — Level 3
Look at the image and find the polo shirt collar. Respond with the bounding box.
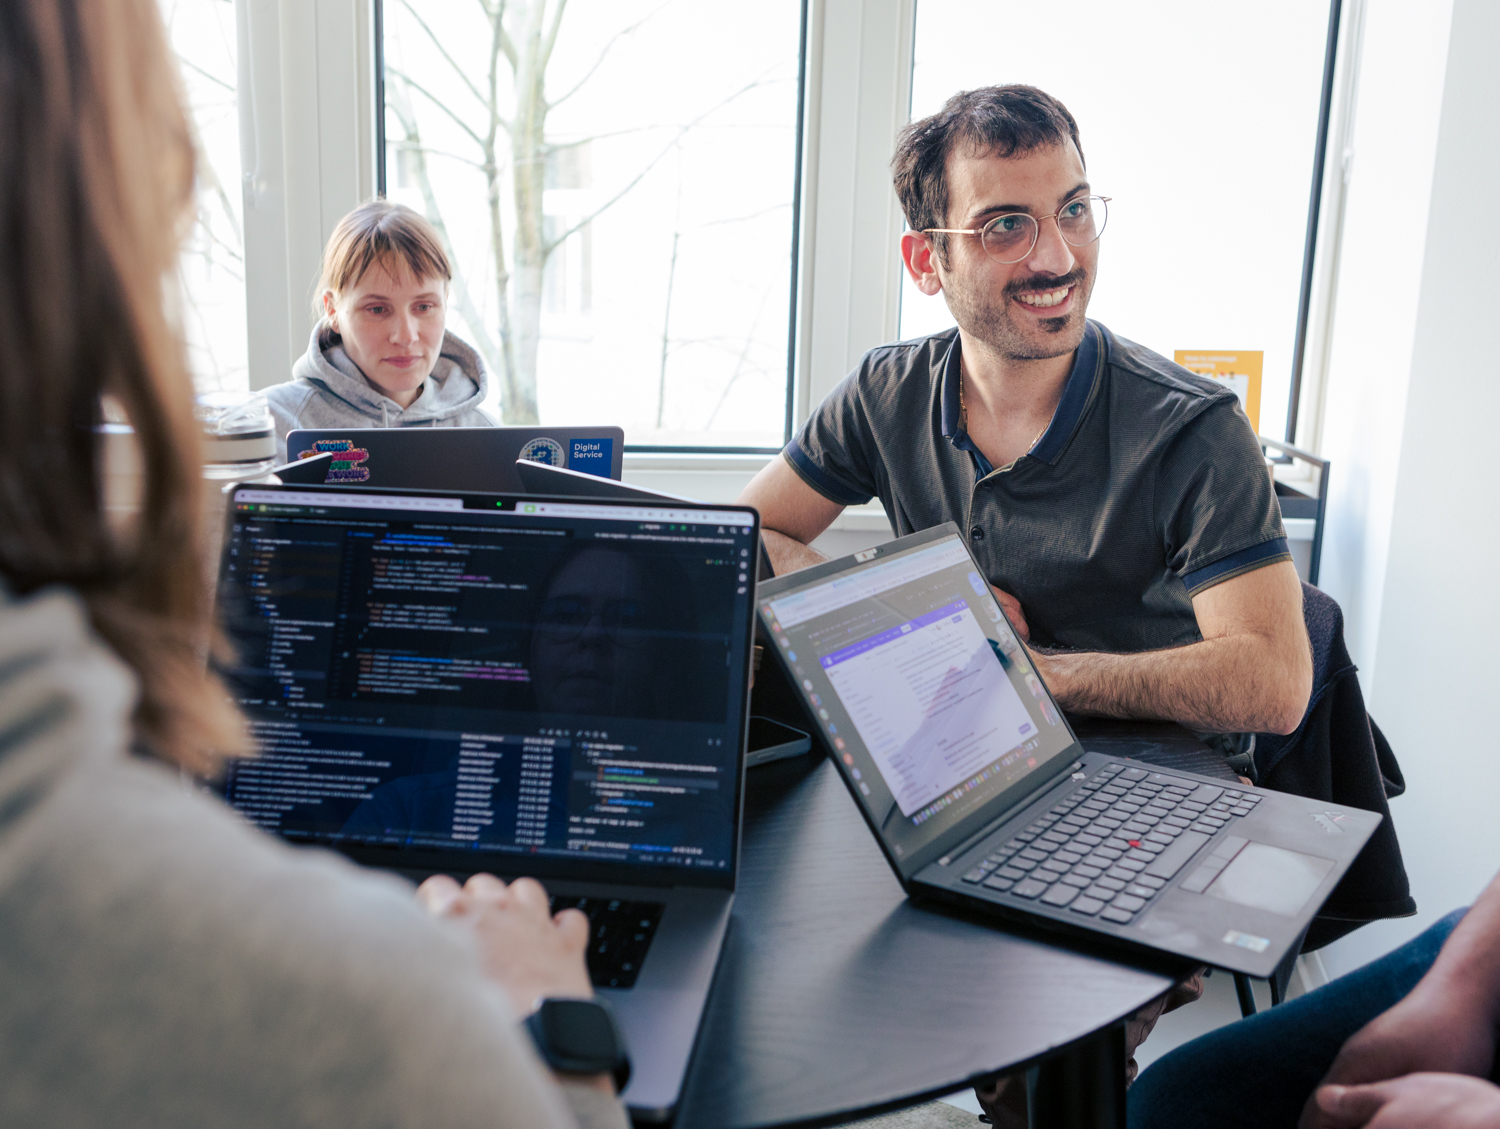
[940,320,1105,473]
[938,334,994,477]
[1031,320,1103,465]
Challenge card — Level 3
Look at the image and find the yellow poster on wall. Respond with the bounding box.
[1174,350,1263,434]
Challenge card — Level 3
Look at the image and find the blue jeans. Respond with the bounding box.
[1127,910,1468,1129]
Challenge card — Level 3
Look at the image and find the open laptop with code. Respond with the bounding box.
[755,523,1379,978]
[215,483,759,1121]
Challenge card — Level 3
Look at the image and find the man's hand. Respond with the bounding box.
[1302,1075,1500,1129]
[1310,980,1499,1098]
[1298,875,1500,1128]
[990,586,1029,642]
[417,872,592,1016]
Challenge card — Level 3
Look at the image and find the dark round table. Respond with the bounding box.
[672,750,1191,1128]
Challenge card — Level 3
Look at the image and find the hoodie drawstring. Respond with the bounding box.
[381,400,389,427]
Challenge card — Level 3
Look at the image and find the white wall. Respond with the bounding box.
[1314,0,1500,978]
[1313,0,1453,683]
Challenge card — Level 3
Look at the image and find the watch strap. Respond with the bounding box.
[524,997,632,1093]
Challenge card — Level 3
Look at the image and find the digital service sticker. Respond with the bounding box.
[569,437,614,477]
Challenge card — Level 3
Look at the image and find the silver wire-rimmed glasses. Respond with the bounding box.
[923,195,1110,264]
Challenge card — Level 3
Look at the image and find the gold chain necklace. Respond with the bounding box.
[959,362,1049,453]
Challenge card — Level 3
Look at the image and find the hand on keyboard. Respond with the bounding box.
[550,896,665,989]
[417,872,593,1014]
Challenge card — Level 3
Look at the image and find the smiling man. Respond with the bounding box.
[739,85,1311,738]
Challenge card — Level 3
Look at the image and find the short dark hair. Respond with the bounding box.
[892,85,1084,263]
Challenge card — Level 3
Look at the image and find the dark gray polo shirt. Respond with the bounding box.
[785,321,1290,654]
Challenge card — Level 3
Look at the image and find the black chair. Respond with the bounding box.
[1261,436,1329,586]
[1233,582,1416,1016]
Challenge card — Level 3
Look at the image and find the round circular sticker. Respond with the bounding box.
[519,437,565,466]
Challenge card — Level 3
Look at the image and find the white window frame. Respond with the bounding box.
[236,0,1346,529]
[237,0,912,523]
[239,0,377,395]
[1290,0,1367,459]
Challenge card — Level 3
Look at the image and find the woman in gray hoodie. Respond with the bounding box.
[265,201,495,462]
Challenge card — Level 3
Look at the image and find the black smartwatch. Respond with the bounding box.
[524,997,632,1092]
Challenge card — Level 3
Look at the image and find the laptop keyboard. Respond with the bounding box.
[959,763,1262,924]
[549,896,665,989]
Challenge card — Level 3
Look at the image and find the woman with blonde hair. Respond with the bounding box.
[0,3,622,1126]
[264,200,494,461]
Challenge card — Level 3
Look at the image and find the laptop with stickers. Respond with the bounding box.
[284,426,624,490]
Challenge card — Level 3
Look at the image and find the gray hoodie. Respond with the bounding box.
[0,582,627,1129]
[264,320,496,462]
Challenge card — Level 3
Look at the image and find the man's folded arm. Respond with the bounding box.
[1031,559,1313,734]
[739,455,848,575]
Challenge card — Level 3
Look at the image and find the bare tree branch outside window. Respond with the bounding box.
[160,0,248,396]
[382,0,801,446]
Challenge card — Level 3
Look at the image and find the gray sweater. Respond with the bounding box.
[265,321,496,462]
[0,584,628,1129]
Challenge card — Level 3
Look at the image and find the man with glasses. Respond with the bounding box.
[741,84,1312,746]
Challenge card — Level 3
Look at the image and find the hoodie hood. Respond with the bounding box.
[265,320,495,461]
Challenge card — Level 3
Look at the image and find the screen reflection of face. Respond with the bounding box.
[531,548,657,716]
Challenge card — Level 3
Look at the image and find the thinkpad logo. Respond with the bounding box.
[1311,811,1347,834]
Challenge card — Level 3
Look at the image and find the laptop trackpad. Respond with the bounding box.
[1203,842,1335,917]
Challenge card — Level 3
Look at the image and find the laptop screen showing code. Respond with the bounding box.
[217,489,755,874]
[759,532,1076,871]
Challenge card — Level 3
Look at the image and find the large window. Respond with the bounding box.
[900,0,1331,442]
[379,0,805,450]
[160,0,247,395]
[155,0,1339,457]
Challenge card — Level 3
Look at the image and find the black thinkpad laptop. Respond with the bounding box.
[215,483,758,1120]
[515,459,778,584]
[755,523,1379,977]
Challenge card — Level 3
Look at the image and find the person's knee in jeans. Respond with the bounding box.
[1127,910,1468,1129]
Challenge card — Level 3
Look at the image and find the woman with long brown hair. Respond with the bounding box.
[0,4,623,1125]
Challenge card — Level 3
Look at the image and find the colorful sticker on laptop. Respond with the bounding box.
[297,438,369,483]
[519,437,565,466]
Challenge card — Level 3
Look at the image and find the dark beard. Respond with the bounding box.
[945,267,1092,361]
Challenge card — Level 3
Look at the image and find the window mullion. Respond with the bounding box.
[240,0,371,391]
[796,0,916,426]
